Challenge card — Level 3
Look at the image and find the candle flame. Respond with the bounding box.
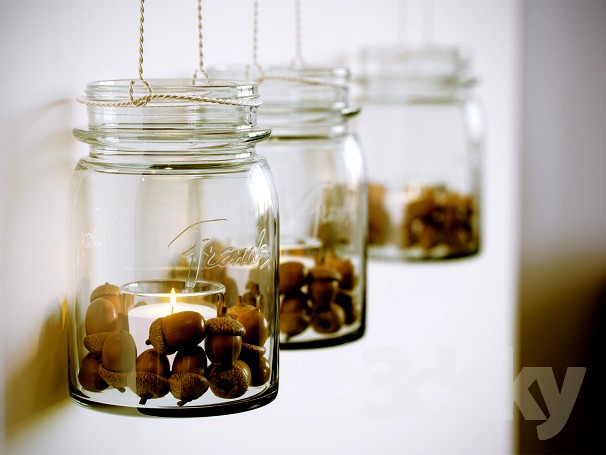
[170,288,176,314]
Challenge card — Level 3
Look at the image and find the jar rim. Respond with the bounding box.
[80,78,259,105]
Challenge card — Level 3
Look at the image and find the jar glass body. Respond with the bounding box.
[356,47,483,260]
[254,67,367,348]
[67,80,279,416]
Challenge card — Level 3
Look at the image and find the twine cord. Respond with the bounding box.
[248,0,343,89]
[292,0,305,68]
[193,0,209,81]
[77,0,258,108]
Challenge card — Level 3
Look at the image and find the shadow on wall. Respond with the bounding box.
[4,299,69,438]
[2,99,78,439]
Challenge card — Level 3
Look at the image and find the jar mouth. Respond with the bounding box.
[208,65,357,137]
[358,46,477,103]
[74,78,272,149]
[80,78,259,105]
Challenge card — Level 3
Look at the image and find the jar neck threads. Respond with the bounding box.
[209,66,358,138]
[358,46,477,104]
[74,79,270,153]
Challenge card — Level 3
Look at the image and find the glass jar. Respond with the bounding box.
[210,65,367,348]
[68,79,279,416]
[254,66,367,348]
[356,46,483,260]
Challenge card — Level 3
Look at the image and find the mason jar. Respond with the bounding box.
[210,65,367,348]
[211,66,367,348]
[68,79,279,416]
[356,46,483,260]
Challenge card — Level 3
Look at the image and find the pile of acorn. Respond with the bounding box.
[401,184,477,255]
[78,283,271,406]
[278,255,358,339]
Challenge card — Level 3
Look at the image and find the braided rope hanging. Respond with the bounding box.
[77,0,261,108]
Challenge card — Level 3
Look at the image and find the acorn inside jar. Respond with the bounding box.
[77,278,273,408]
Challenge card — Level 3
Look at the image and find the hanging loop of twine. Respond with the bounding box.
[77,0,259,108]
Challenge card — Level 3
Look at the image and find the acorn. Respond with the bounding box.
[234,306,269,346]
[131,349,170,405]
[98,330,137,391]
[244,355,271,387]
[146,310,206,355]
[279,292,311,338]
[83,331,109,354]
[279,261,308,294]
[85,297,119,335]
[90,282,121,314]
[208,363,249,399]
[169,346,210,406]
[235,359,252,386]
[334,290,358,325]
[83,297,120,354]
[307,265,341,309]
[325,254,356,291]
[204,307,245,366]
[78,352,108,392]
[310,303,345,334]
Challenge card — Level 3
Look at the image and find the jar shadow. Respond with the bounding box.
[4,298,69,440]
[1,98,77,440]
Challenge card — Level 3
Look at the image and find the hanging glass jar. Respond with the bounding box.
[68,79,279,416]
[356,46,483,260]
[262,67,367,348]
[211,65,367,348]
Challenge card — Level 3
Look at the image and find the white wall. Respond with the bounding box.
[1,1,523,453]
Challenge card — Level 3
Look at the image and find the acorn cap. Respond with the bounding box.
[227,301,257,320]
[240,342,266,358]
[98,364,133,390]
[208,364,249,399]
[130,371,170,405]
[145,317,175,355]
[206,314,246,336]
[90,282,120,302]
[83,331,110,354]
[169,372,210,406]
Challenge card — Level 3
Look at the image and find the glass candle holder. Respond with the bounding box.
[68,79,279,416]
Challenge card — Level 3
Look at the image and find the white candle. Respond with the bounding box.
[127,292,216,354]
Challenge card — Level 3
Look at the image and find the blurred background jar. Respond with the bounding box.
[212,66,368,348]
[68,79,279,416]
[355,46,484,261]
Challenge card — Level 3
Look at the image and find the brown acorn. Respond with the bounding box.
[234,306,269,346]
[146,310,206,355]
[235,359,252,386]
[279,292,311,338]
[310,303,345,334]
[325,254,356,291]
[98,330,137,391]
[169,346,210,406]
[279,261,308,294]
[244,355,271,387]
[334,290,358,325]
[85,297,119,335]
[204,307,245,366]
[132,349,170,405]
[307,265,341,309]
[83,331,109,354]
[208,363,249,399]
[90,282,121,315]
[78,353,108,392]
